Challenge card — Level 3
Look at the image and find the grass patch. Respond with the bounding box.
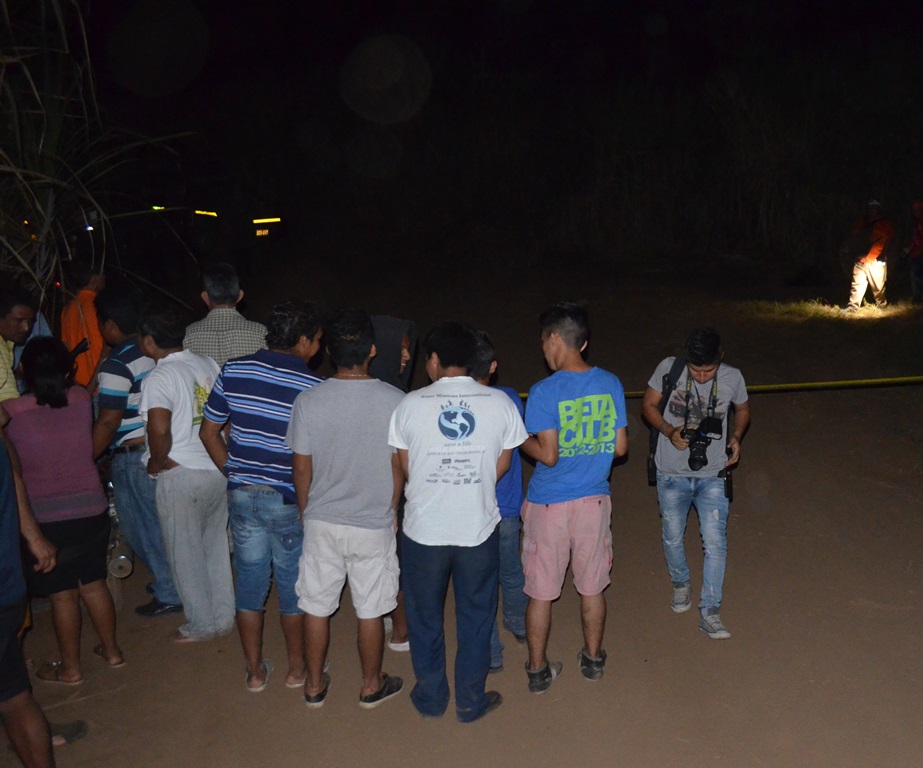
[740,299,921,322]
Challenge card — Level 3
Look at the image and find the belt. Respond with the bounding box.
[112,443,146,455]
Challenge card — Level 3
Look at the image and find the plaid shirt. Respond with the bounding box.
[183,307,267,368]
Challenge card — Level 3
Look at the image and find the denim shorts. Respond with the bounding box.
[229,486,304,615]
[521,495,612,600]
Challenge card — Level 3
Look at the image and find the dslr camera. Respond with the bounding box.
[681,415,723,472]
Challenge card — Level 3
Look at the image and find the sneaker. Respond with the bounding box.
[135,599,183,618]
[526,660,563,693]
[699,613,731,640]
[670,584,692,613]
[388,639,410,652]
[359,674,403,709]
[577,649,606,682]
[304,673,331,708]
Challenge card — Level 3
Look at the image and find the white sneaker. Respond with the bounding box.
[670,585,692,613]
[698,613,731,640]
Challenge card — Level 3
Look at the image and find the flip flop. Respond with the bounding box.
[93,644,126,668]
[51,720,89,747]
[35,661,83,686]
[246,659,273,693]
[285,675,307,689]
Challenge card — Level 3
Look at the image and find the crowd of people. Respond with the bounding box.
[0,262,753,767]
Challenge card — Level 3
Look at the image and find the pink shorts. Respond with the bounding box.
[521,495,612,600]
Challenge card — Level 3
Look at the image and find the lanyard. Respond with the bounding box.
[683,368,719,423]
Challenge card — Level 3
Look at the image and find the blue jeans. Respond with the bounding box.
[110,451,180,605]
[229,486,303,615]
[402,529,499,722]
[657,472,729,616]
[489,516,527,666]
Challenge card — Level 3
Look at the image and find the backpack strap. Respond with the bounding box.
[647,354,686,485]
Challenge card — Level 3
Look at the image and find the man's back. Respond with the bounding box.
[183,308,267,368]
[288,378,403,530]
[525,366,627,505]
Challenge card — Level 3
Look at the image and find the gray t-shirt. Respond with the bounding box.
[286,378,404,529]
[648,357,748,477]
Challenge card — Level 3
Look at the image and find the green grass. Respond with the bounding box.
[740,298,921,322]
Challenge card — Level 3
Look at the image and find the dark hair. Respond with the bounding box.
[138,304,186,349]
[62,259,98,291]
[326,309,374,369]
[538,301,590,349]
[0,285,37,317]
[20,337,73,408]
[202,262,240,306]
[684,328,722,366]
[469,330,496,381]
[423,322,477,373]
[265,299,323,350]
[95,288,141,334]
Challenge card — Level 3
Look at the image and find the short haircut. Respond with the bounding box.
[0,285,37,317]
[265,299,323,350]
[138,303,186,349]
[538,301,590,349]
[684,328,722,366]
[469,329,496,381]
[202,262,240,305]
[20,337,72,408]
[62,259,98,290]
[95,288,141,334]
[423,321,477,372]
[326,308,374,369]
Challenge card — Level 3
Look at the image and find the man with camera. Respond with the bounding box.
[641,329,749,640]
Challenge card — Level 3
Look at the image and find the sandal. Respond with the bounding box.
[93,644,126,668]
[35,661,83,686]
[51,720,89,747]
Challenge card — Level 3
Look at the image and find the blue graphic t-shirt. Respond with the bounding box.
[525,367,627,504]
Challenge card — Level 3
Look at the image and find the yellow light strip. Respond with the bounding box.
[151,206,165,211]
[194,210,218,217]
[253,217,281,224]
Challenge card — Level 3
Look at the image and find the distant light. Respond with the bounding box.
[253,217,281,224]
[86,225,94,231]
[23,219,29,225]
[55,281,61,287]
[151,205,165,211]
[194,210,218,217]
[256,229,269,237]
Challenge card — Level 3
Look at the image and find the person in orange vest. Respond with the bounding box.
[60,261,106,389]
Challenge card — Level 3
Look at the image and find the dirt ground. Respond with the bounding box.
[7,259,923,768]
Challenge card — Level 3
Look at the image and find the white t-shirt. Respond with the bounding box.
[388,376,528,547]
[140,350,220,471]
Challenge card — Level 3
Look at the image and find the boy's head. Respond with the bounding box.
[326,309,375,369]
[538,301,590,351]
[138,303,186,355]
[469,330,497,384]
[423,322,477,377]
[684,328,722,366]
[265,299,323,353]
[95,288,142,344]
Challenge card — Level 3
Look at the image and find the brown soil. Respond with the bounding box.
[10,263,923,768]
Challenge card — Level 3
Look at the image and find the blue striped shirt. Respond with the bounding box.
[97,338,154,447]
[203,349,323,501]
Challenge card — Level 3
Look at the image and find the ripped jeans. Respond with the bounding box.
[656,472,729,616]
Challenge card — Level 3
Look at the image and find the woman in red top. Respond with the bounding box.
[2,338,123,685]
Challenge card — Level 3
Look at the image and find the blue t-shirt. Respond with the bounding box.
[494,385,525,518]
[0,443,25,609]
[525,367,627,505]
[203,349,323,502]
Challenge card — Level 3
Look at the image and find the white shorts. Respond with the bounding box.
[296,520,399,619]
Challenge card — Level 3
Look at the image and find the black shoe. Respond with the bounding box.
[459,691,503,723]
[359,673,403,709]
[526,660,563,693]
[578,648,606,682]
[305,673,331,708]
[135,599,183,618]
